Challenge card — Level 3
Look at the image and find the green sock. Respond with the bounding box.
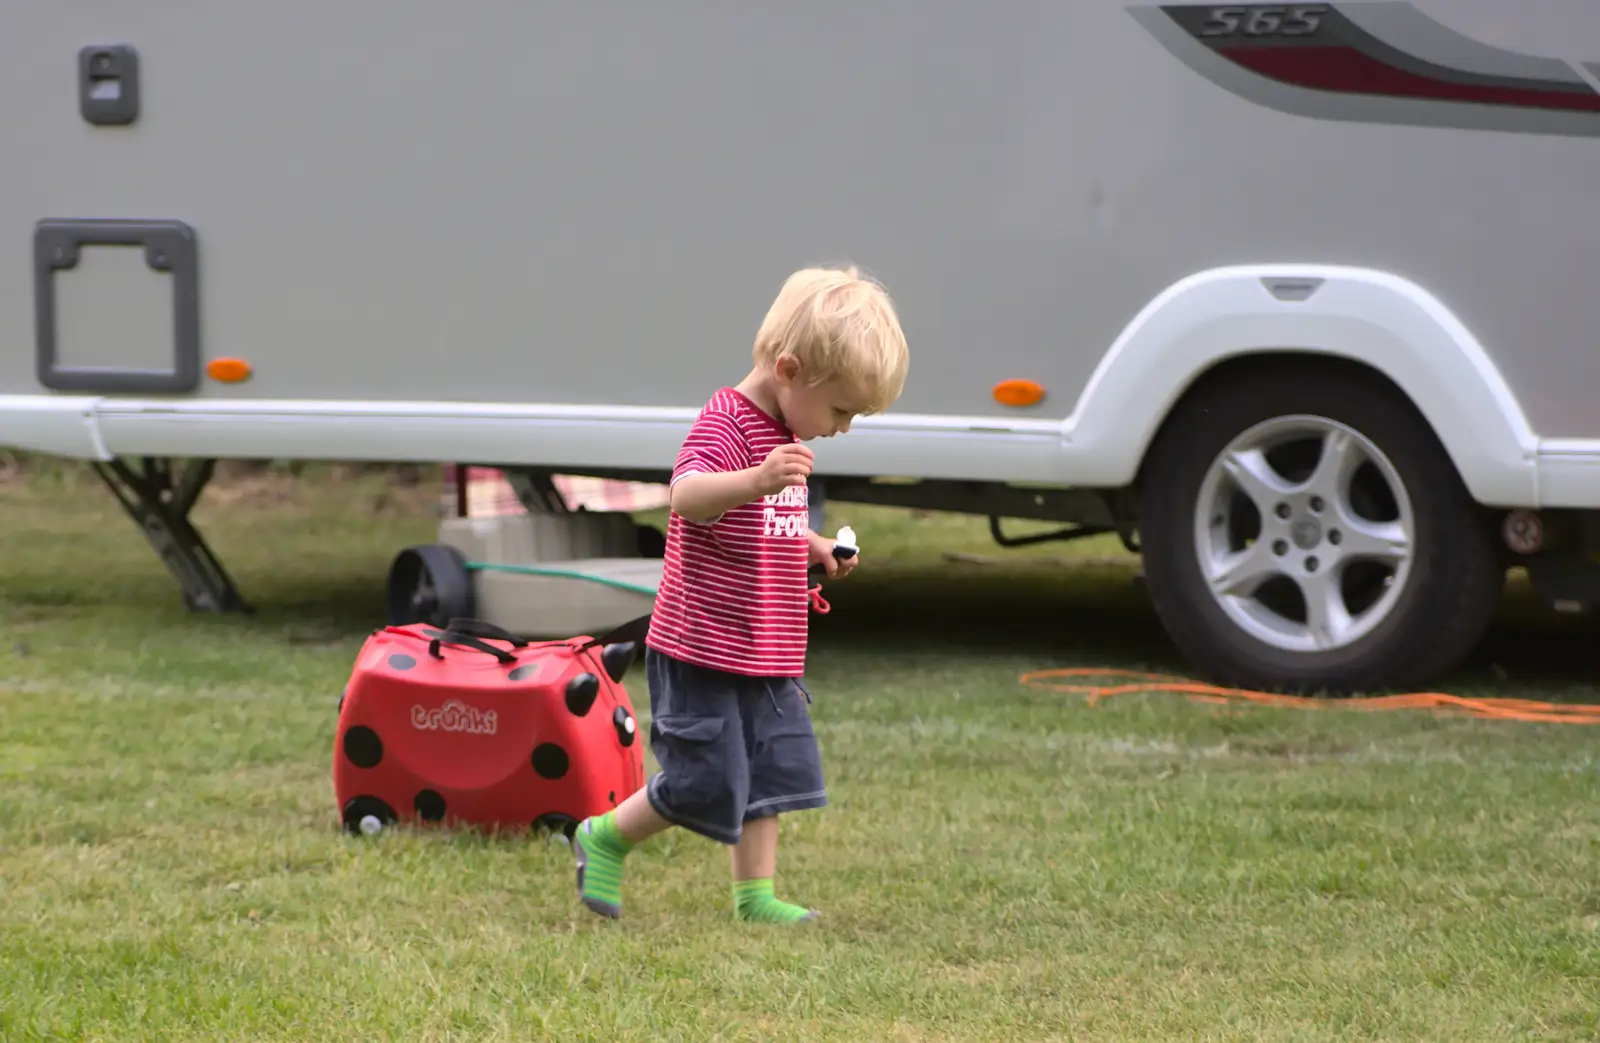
[732,877,818,924]
[574,812,633,919]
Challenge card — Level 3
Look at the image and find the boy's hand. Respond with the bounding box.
[755,443,814,496]
[670,444,813,524]
[809,531,858,579]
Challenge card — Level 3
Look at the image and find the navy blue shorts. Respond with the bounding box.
[643,648,828,845]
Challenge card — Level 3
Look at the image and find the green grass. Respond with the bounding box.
[2,465,1599,1041]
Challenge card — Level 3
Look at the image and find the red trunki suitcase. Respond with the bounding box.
[333,617,647,839]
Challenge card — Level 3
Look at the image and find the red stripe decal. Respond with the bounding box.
[1218,44,1600,113]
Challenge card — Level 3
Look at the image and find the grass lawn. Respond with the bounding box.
[2,464,1599,1041]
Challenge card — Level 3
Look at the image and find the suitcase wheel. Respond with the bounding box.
[533,813,579,842]
[342,795,397,835]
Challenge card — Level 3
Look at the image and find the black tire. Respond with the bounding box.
[341,796,398,835]
[635,523,666,559]
[533,813,580,842]
[1138,364,1501,694]
[386,544,475,628]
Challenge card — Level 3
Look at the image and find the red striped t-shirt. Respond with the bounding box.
[645,388,811,677]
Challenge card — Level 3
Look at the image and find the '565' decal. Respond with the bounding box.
[1192,4,1329,38]
[1130,2,1600,136]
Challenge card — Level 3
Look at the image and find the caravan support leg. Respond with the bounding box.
[92,456,251,613]
[504,469,570,515]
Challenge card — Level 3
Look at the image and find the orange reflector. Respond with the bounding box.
[206,358,253,383]
[992,378,1045,408]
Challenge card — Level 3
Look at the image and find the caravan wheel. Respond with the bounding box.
[1138,365,1501,694]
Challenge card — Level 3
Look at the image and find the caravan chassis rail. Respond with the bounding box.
[88,458,1143,615]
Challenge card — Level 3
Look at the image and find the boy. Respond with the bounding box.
[573,264,910,924]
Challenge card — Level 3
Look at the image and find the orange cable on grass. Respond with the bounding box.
[1017,667,1600,725]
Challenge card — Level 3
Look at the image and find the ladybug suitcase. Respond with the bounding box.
[333,616,646,839]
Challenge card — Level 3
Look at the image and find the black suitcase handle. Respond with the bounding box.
[425,617,526,665]
[576,612,653,653]
[442,617,528,647]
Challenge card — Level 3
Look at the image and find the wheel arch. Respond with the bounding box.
[1133,352,1435,491]
[1059,265,1540,508]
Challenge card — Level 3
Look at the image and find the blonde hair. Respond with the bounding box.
[752,264,909,415]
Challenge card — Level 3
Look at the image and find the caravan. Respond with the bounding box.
[4,0,1599,691]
